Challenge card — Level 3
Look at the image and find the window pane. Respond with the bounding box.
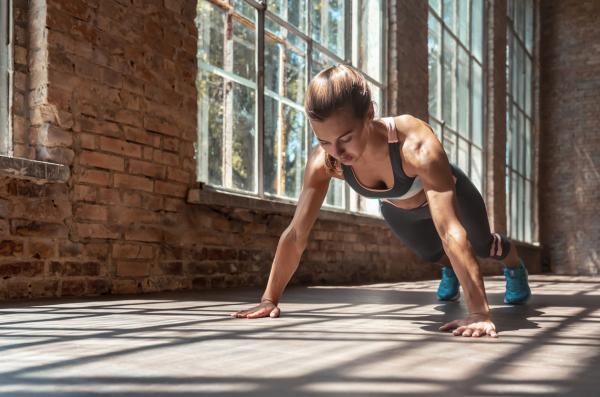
[264,96,279,195]
[197,71,224,185]
[525,119,531,178]
[312,0,345,58]
[525,180,532,242]
[429,118,443,141]
[457,46,470,138]
[471,0,483,61]
[442,0,455,32]
[458,137,469,174]
[511,105,518,169]
[197,2,225,69]
[353,0,382,81]
[326,178,344,208]
[472,62,483,147]
[311,47,337,77]
[232,19,256,81]
[282,105,306,198]
[457,0,470,46]
[511,171,518,238]
[471,146,483,195]
[430,0,441,15]
[442,32,456,128]
[443,131,457,165]
[525,56,532,116]
[271,0,308,34]
[231,82,256,191]
[428,14,442,119]
[525,0,534,53]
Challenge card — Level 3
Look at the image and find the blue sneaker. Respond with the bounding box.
[503,258,532,304]
[437,266,460,301]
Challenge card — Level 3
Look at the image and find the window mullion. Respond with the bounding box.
[256,1,266,197]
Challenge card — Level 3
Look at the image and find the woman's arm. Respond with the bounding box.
[397,115,497,337]
[232,146,331,318]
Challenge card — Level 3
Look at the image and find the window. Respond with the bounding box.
[428,0,485,195]
[196,0,386,216]
[506,0,534,243]
[0,0,12,155]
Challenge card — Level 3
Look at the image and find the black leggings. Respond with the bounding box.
[379,164,510,263]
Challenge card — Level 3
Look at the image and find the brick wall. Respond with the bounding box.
[0,0,551,301]
[1,0,449,301]
[539,0,600,275]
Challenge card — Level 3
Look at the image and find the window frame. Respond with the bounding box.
[196,0,388,218]
[0,0,13,155]
[505,0,536,244]
[427,0,488,198]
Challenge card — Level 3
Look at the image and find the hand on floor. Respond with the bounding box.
[439,313,498,338]
[231,301,280,319]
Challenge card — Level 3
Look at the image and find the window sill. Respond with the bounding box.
[187,184,387,227]
[0,155,70,182]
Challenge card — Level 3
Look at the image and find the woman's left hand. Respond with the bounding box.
[439,313,498,338]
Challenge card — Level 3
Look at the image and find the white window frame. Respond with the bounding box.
[196,0,387,216]
[0,0,13,155]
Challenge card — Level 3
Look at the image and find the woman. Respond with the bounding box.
[232,64,531,338]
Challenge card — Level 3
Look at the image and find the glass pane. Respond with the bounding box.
[428,14,442,119]
[518,110,525,173]
[271,0,308,34]
[312,0,345,58]
[362,198,381,215]
[525,0,534,53]
[231,82,256,191]
[515,0,525,40]
[232,0,255,22]
[442,31,456,129]
[519,176,525,241]
[353,0,382,81]
[370,83,383,117]
[525,180,532,242]
[197,71,224,185]
[525,56,532,116]
[197,1,225,69]
[266,18,308,105]
[443,0,455,32]
[511,105,518,169]
[525,119,531,178]
[511,171,518,238]
[326,178,344,208]
[430,0,441,15]
[429,118,443,141]
[472,62,483,147]
[471,146,483,195]
[471,0,483,62]
[282,105,307,199]
[457,0,470,46]
[457,46,470,138]
[232,18,255,81]
[443,131,457,165]
[505,167,511,237]
[312,47,337,78]
[264,96,279,195]
[458,137,469,174]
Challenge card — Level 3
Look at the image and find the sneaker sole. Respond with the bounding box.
[437,291,460,302]
[504,292,531,305]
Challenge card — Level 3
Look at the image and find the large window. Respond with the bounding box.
[196,0,386,215]
[428,0,485,195]
[0,0,12,155]
[506,0,534,243]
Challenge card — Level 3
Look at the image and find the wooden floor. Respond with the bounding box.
[0,275,599,396]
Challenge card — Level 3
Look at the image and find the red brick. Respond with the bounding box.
[154,180,187,198]
[166,167,190,183]
[99,136,142,158]
[108,206,159,225]
[114,173,154,192]
[116,260,150,277]
[76,223,120,240]
[75,203,108,222]
[73,184,97,202]
[79,168,111,186]
[112,243,154,259]
[80,150,125,171]
[129,159,166,179]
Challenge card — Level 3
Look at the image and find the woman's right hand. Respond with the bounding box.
[230,300,281,319]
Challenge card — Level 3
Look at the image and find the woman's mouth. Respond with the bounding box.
[340,155,352,163]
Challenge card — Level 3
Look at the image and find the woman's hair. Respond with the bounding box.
[304,64,373,178]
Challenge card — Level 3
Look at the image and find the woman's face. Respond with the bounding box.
[309,107,370,165]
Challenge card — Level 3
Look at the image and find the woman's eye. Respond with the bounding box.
[340,137,352,143]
